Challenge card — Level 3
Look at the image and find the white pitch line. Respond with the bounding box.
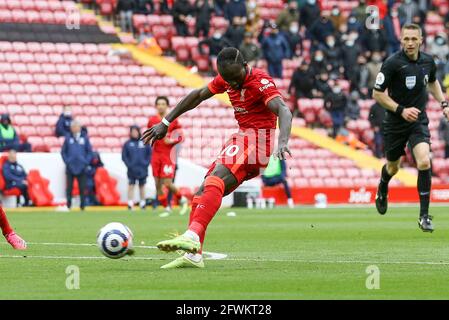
[3,242,228,260]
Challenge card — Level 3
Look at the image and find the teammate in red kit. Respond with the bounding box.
[0,207,26,250]
[147,96,188,214]
[142,48,292,269]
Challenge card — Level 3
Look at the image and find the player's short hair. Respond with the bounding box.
[217,47,246,70]
[155,96,169,105]
[401,23,422,36]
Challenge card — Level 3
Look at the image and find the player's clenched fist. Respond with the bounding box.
[401,107,421,122]
[141,123,168,146]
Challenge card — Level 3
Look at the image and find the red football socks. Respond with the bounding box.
[189,195,201,225]
[189,176,225,243]
[157,194,168,207]
[0,207,13,236]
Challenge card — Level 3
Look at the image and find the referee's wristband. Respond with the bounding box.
[395,105,405,116]
[161,117,170,126]
[441,101,449,110]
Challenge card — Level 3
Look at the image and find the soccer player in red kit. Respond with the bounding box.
[142,48,292,268]
[147,96,188,213]
[0,207,26,250]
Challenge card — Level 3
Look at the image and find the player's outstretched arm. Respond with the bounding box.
[268,97,293,160]
[141,86,214,145]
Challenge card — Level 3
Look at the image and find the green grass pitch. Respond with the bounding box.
[1,206,449,299]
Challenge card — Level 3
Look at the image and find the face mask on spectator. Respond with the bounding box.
[436,36,446,45]
[327,40,335,47]
[372,55,382,63]
[307,0,316,5]
[333,87,342,94]
[349,16,357,24]
[315,55,323,62]
[289,25,299,33]
[213,32,222,40]
[404,0,412,4]
[332,9,339,16]
[248,1,256,9]
[346,40,355,47]
[64,110,72,116]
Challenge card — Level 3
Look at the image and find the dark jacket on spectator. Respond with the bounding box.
[261,33,290,63]
[173,0,194,24]
[55,114,73,138]
[309,18,335,44]
[122,137,152,179]
[239,42,262,64]
[224,23,245,48]
[224,0,247,23]
[116,0,136,12]
[199,34,232,56]
[289,66,314,99]
[361,28,388,53]
[61,133,93,175]
[134,0,154,14]
[2,160,27,190]
[342,42,361,77]
[325,91,347,112]
[300,2,321,29]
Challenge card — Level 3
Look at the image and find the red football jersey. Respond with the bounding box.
[147,115,182,156]
[207,67,281,130]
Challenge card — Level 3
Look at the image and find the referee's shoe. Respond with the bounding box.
[418,215,434,233]
[375,185,388,215]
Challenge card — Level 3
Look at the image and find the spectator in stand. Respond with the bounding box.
[309,49,328,75]
[195,0,214,37]
[369,102,386,158]
[261,23,290,79]
[342,33,361,80]
[282,21,302,58]
[349,54,370,98]
[360,26,388,54]
[214,0,227,16]
[85,151,103,206]
[239,32,262,67]
[199,31,232,57]
[18,134,32,153]
[262,155,294,209]
[160,0,172,14]
[347,13,362,33]
[55,106,73,138]
[445,9,449,32]
[346,91,361,121]
[320,34,344,78]
[2,150,30,207]
[245,0,261,35]
[329,5,346,31]
[366,51,383,95]
[313,71,332,98]
[383,8,400,55]
[134,0,154,14]
[439,116,449,159]
[224,16,246,48]
[398,0,420,27]
[116,0,136,33]
[309,11,335,45]
[122,125,151,211]
[427,33,449,65]
[352,0,367,24]
[0,114,20,152]
[324,82,347,138]
[289,61,314,116]
[173,0,195,36]
[224,0,247,24]
[276,0,300,33]
[300,0,320,31]
[61,120,93,211]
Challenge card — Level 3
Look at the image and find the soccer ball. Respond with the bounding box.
[97,222,133,259]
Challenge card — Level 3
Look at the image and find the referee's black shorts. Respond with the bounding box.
[383,121,431,162]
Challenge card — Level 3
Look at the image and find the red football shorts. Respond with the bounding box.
[151,156,176,179]
[206,129,274,187]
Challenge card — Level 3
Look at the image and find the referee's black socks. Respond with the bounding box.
[379,164,393,195]
[418,169,431,217]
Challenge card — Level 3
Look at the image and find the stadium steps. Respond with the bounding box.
[116,43,417,186]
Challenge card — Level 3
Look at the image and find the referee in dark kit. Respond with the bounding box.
[372,23,449,232]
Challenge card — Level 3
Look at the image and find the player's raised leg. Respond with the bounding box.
[376,158,400,215]
[413,142,433,232]
[0,207,26,250]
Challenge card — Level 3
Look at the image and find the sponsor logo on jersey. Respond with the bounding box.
[259,81,274,92]
[234,106,248,113]
[405,76,416,89]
